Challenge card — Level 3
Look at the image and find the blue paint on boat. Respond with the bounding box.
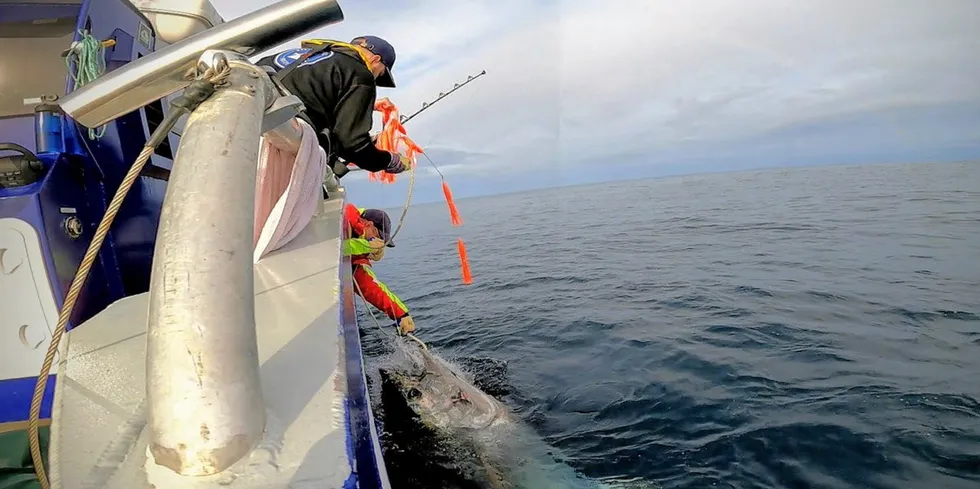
[339,217,392,488]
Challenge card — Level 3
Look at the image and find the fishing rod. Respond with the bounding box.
[345,69,487,173]
[399,69,486,125]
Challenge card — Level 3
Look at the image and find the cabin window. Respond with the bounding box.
[0,5,81,118]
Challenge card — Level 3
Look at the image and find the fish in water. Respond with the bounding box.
[379,338,656,489]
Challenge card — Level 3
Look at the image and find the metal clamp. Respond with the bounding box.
[194,49,250,76]
[262,95,304,133]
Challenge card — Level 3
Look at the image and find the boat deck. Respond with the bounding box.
[45,191,384,488]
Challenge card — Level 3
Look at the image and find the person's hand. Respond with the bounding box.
[361,221,380,240]
[397,315,415,335]
[368,246,385,261]
[385,153,411,174]
[366,237,386,250]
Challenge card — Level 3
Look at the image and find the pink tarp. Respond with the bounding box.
[252,118,327,262]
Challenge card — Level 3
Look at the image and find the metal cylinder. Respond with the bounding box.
[34,103,65,155]
[145,60,274,476]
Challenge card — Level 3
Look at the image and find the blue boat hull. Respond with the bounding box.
[1,0,171,426]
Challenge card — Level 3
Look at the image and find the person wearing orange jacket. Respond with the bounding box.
[343,203,415,335]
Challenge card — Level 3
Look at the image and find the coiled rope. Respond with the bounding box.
[26,63,232,489]
[65,31,110,140]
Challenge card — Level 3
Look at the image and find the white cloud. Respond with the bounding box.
[212,0,980,201]
[381,0,978,172]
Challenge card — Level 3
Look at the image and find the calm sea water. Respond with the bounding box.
[357,161,980,489]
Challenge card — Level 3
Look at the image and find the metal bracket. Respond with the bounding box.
[261,95,304,133]
[262,66,293,98]
[192,50,302,133]
[263,67,314,126]
[194,49,251,75]
[263,66,284,94]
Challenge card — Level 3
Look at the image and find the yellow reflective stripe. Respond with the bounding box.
[343,238,374,256]
[359,265,408,314]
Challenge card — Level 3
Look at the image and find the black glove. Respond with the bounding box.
[385,153,410,174]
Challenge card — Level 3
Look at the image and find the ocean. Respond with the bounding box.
[357,161,980,489]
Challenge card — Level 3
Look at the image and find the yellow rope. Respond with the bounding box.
[387,156,415,242]
[27,65,231,489]
[26,148,153,489]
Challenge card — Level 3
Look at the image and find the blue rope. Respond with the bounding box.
[66,30,107,140]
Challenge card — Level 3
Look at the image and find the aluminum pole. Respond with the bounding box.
[145,58,274,476]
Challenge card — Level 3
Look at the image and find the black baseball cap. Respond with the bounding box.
[361,209,395,247]
[351,35,396,88]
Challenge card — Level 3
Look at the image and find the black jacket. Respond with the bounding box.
[256,46,395,172]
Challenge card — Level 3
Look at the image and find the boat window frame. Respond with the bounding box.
[0,5,81,118]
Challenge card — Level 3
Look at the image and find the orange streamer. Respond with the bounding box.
[457,238,473,285]
[364,98,474,284]
[353,98,422,184]
[442,181,462,227]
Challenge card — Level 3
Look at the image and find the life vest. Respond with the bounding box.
[299,39,374,71]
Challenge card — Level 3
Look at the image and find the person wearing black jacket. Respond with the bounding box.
[256,35,410,176]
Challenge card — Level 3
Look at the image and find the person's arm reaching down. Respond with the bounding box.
[353,265,409,321]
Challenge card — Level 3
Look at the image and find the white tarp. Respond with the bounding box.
[253,118,327,262]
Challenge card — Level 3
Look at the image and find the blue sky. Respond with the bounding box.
[213,0,980,208]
